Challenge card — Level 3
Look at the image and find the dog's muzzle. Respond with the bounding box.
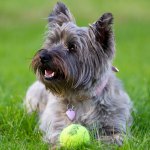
[38,49,56,80]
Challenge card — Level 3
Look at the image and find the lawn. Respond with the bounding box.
[0,0,150,149]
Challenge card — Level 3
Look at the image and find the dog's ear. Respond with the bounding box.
[90,13,115,58]
[48,2,75,28]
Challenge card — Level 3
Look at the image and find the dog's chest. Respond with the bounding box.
[69,100,96,124]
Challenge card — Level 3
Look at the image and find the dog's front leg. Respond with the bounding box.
[39,100,71,147]
[24,81,49,114]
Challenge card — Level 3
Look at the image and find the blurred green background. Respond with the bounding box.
[0,0,150,149]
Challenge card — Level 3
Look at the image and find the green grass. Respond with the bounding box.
[0,0,150,149]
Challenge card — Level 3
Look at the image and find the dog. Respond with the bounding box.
[25,2,132,148]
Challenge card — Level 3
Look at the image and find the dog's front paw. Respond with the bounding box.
[113,133,123,146]
[24,81,48,113]
[99,133,123,146]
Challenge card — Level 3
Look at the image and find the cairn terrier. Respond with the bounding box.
[25,2,132,147]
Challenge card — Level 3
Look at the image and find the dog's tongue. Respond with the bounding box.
[44,70,55,78]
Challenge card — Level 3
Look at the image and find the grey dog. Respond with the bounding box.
[25,2,132,148]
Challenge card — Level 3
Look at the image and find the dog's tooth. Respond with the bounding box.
[49,72,55,77]
[51,72,55,77]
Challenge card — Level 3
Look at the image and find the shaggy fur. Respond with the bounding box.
[25,2,132,148]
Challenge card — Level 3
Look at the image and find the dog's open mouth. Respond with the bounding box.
[41,67,64,81]
[44,69,56,80]
[44,69,55,79]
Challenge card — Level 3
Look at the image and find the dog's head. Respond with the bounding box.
[32,2,115,95]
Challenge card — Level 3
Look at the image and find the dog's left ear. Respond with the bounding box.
[48,2,75,28]
[90,13,115,58]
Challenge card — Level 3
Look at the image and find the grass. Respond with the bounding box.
[0,0,150,149]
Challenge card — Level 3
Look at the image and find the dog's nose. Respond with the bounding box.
[39,50,50,64]
[40,55,49,63]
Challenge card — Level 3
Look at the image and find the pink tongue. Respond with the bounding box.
[45,70,54,77]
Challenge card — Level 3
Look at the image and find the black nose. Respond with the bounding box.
[39,50,50,64]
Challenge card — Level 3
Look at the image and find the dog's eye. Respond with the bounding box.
[68,43,76,51]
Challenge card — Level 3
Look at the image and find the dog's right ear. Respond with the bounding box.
[48,2,75,28]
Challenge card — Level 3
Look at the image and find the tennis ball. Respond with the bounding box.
[59,124,90,149]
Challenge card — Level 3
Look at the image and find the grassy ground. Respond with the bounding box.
[0,0,150,149]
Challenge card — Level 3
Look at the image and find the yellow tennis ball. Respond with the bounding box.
[59,124,90,149]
